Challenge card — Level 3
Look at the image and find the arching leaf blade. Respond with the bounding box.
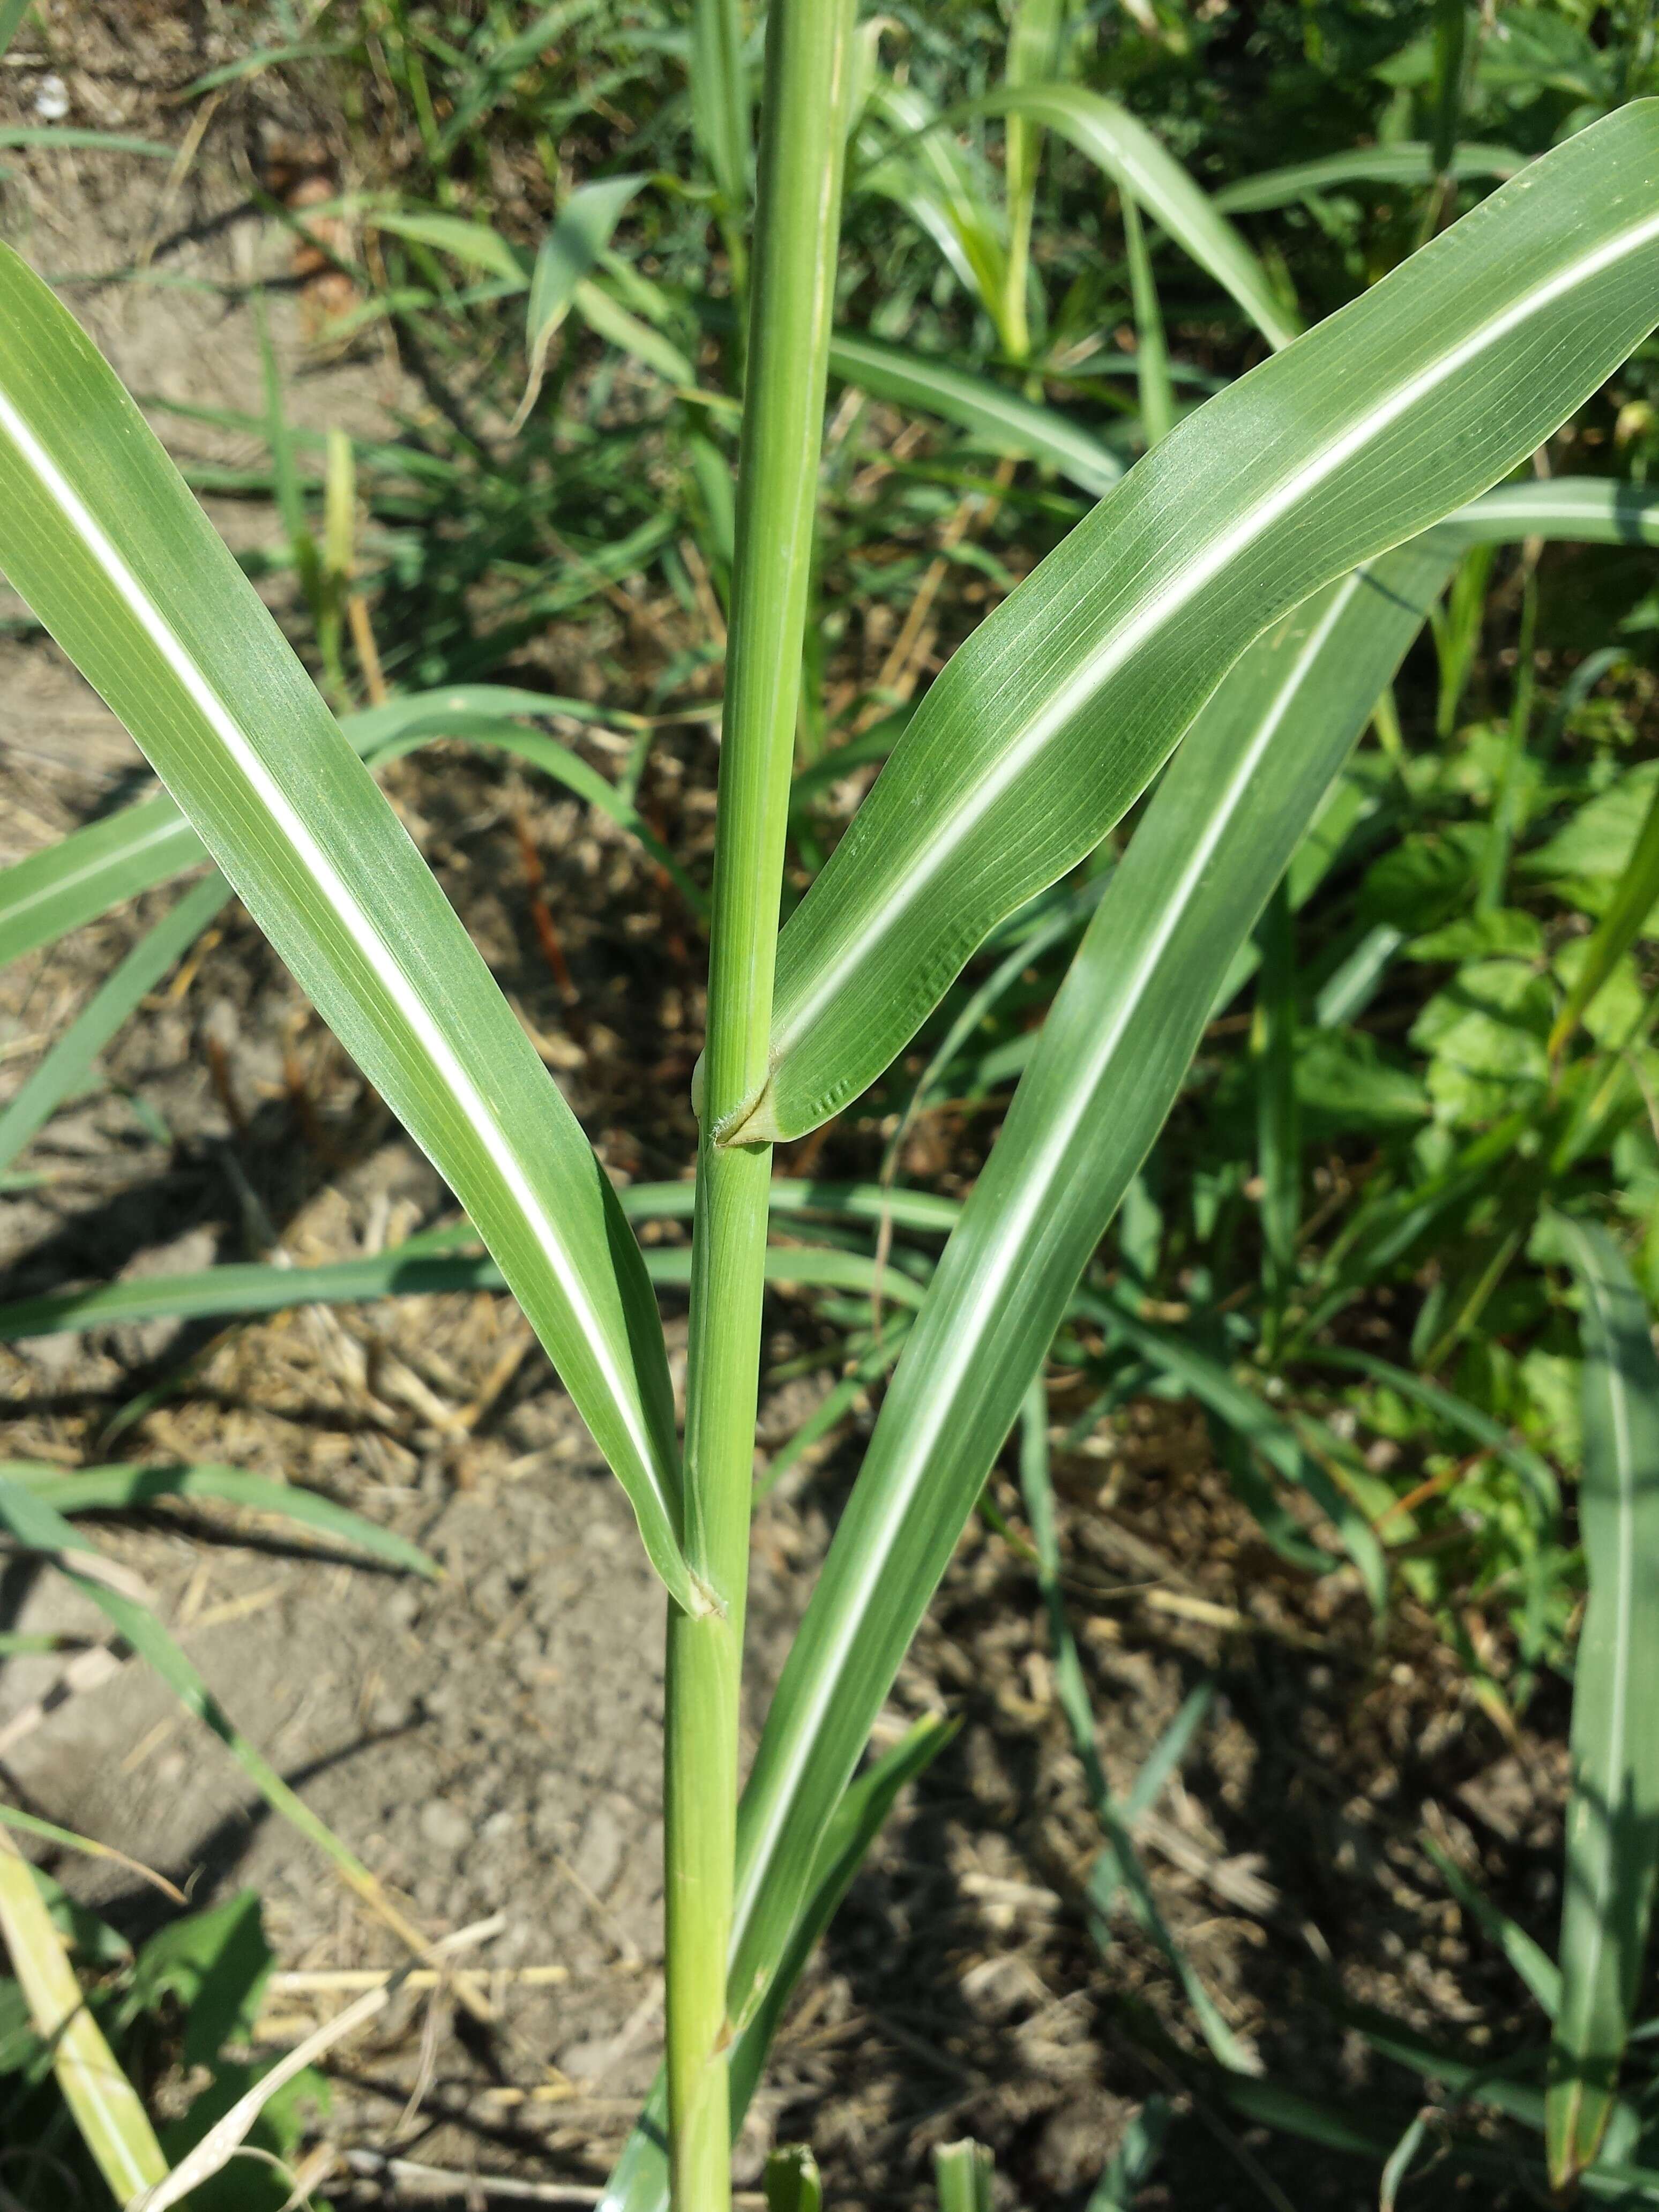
[748,104,1659,1144]
[0,682,699,973]
[0,1459,438,1579]
[0,244,696,1618]
[1543,1215,1659,2189]
[0,872,233,1175]
[1215,139,1525,213]
[827,330,1121,495]
[970,83,1300,350]
[0,796,206,970]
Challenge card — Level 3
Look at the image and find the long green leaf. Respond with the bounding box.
[1545,1215,1659,2187]
[1003,0,1071,358]
[0,795,206,970]
[8,479,1644,988]
[720,538,1456,2061]
[1215,140,1524,213]
[857,84,1011,347]
[0,127,175,159]
[0,0,34,61]
[0,1235,930,1344]
[970,84,1299,350]
[0,872,231,1174]
[1445,475,1659,548]
[369,207,528,286]
[0,246,697,1616]
[0,683,698,971]
[690,0,749,215]
[0,1459,438,1578]
[743,106,1659,1142]
[1122,194,1174,447]
[0,1475,440,1968]
[1424,1836,1561,2016]
[827,329,1121,495]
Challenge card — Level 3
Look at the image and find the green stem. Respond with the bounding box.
[665,7,855,2207]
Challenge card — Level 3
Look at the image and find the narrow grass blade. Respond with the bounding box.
[1102,1310,1386,1610]
[0,1,34,60]
[1122,195,1174,447]
[434,0,605,152]
[749,106,1659,1141]
[1311,1347,1559,1519]
[1088,2097,1170,2210]
[0,1829,169,2204]
[858,84,1010,344]
[0,1805,183,1902]
[1020,1388,1255,2068]
[1380,2111,1432,2212]
[0,1238,930,1345]
[573,276,698,385]
[722,544,1452,2047]
[1003,0,1071,358]
[0,128,175,158]
[0,683,698,976]
[0,246,694,1616]
[367,715,707,914]
[0,1475,444,1970]
[1544,1215,1659,2187]
[0,796,206,970]
[1446,476,1659,547]
[1423,1836,1561,2015]
[1549,774,1659,1059]
[690,0,749,218]
[1215,140,1525,212]
[971,84,1299,349]
[1252,879,1300,1335]
[0,1459,438,1578]
[0,873,231,1174]
[5,481,1638,989]
[828,329,1120,495]
[514,175,647,429]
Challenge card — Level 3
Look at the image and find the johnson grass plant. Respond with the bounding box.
[6,1,1659,2205]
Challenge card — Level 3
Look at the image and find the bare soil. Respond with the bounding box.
[0,12,1575,2209]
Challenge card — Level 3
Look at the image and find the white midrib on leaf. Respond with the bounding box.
[0,385,670,1519]
[773,201,1659,1066]
[733,572,1361,1942]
